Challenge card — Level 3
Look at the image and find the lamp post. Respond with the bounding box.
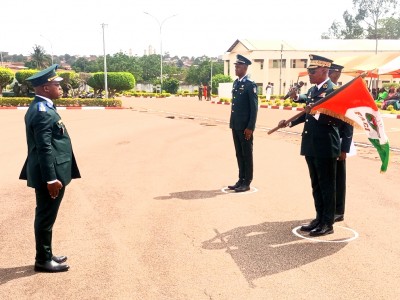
[0,51,3,66]
[144,12,177,93]
[101,23,108,99]
[40,34,53,65]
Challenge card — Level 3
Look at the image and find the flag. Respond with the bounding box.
[311,76,390,173]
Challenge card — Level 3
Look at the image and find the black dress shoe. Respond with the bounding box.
[52,255,67,264]
[235,184,250,193]
[300,219,320,232]
[228,180,243,190]
[34,260,69,273]
[334,214,344,222]
[309,224,334,236]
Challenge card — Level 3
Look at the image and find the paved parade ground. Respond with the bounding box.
[1,97,400,299]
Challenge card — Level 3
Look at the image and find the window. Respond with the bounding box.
[291,59,308,68]
[254,59,264,70]
[272,59,286,68]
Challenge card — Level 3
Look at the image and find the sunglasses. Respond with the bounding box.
[307,68,317,75]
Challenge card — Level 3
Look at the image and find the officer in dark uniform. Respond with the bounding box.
[279,54,340,236]
[19,64,81,272]
[329,63,353,222]
[228,54,258,192]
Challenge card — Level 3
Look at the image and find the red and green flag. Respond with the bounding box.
[311,76,390,173]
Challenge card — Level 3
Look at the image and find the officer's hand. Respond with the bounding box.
[338,151,347,161]
[288,88,298,100]
[304,104,314,114]
[244,128,253,140]
[47,180,63,199]
[278,120,288,128]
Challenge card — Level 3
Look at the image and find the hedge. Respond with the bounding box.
[0,97,122,107]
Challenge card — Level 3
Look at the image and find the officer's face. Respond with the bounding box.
[308,67,328,84]
[329,70,341,84]
[235,63,247,78]
[42,82,62,99]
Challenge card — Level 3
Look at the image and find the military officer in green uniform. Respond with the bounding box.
[19,64,81,272]
[228,54,258,192]
[329,63,353,222]
[279,54,341,236]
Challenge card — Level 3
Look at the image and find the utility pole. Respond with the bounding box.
[101,23,108,99]
[279,43,283,95]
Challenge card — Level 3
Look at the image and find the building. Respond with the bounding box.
[223,39,400,96]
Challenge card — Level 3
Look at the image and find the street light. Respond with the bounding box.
[40,34,53,65]
[144,12,177,93]
[101,23,108,99]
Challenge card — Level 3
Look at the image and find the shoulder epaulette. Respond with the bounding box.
[37,102,47,112]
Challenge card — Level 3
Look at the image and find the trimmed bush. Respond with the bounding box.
[0,97,122,107]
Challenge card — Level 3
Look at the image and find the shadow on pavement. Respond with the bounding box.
[0,265,36,285]
[154,189,225,200]
[202,219,347,287]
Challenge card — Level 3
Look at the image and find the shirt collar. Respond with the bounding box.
[316,78,329,90]
[238,75,248,82]
[36,95,55,108]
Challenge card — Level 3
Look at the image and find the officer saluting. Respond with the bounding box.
[228,54,258,192]
[19,64,81,272]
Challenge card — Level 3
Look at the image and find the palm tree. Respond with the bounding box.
[30,45,51,69]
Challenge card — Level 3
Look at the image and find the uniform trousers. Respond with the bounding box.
[232,129,253,184]
[335,159,346,215]
[34,185,65,263]
[305,156,337,225]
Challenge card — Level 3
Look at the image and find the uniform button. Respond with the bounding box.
[306,119,308,122]
[305,131,308,134]
[232,110,234,112]
[232,103,235,106]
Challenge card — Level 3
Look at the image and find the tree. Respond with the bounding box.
[322,0,398,42]
[15,69,38,96]
[211,74,233,95]
[58,71,78,97]
[185,60,224,85]
[87,72,135,98]
[0,67,14,95]
[28,45,52,69]
[162,78,179,94]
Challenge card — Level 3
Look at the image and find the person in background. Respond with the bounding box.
[20,64,81,272]
[376,87,388,103]
[227,54,258,193]
[203,83,207,100]
[207,83,211,101]
[198,83,203,101]
[265,82,272,100]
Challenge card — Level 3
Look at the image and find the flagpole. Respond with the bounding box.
[268,73,367,135]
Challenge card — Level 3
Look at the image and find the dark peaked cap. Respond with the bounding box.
[307,54,333,69]
[26,64,63,87]
[234,54,252,65]
[330,63,344,72]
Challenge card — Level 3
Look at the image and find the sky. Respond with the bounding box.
[1,0,355,58]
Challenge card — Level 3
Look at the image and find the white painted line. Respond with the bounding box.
[292,225,359,243]
[16,107,28,110]
[221,187,259,194]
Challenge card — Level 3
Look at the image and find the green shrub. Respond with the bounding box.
[0,97,122,107]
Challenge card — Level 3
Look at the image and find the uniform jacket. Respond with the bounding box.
[229,76,258,131]
[338,122,353,153]
[290,79,341,158]
[20,96,81,188]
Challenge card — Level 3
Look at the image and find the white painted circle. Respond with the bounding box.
[292,225,359,243]
[221,187,258,194]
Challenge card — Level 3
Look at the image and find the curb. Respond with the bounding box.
[0,107,126,110]
[210,101,400,119]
